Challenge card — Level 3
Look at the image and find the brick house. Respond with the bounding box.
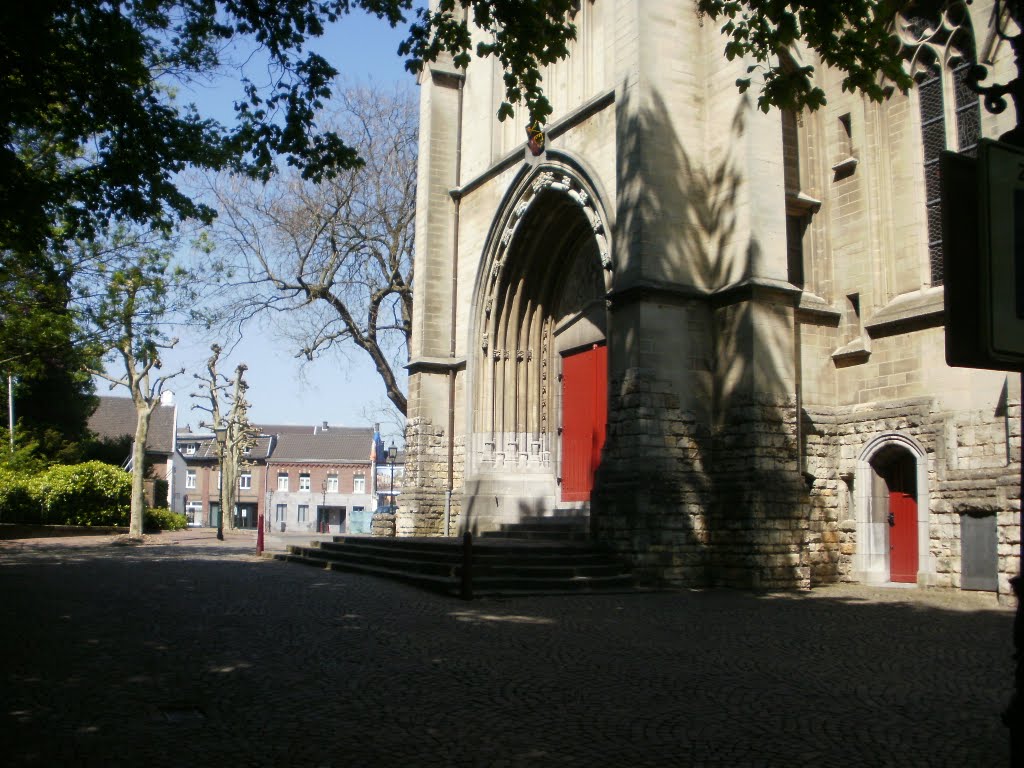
[403,1,1020,595]
[263,424,376,534]
[177,432,275,529]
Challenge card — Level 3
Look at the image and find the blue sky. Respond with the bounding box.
[158,10,416,440]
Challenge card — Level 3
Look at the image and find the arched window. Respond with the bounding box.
[899,5,982,286]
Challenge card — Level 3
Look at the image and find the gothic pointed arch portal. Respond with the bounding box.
[467,161,613,529]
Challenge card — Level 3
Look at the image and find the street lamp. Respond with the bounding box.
[321,478,328,534]
[388,441,397,515]
[214,423,227,541]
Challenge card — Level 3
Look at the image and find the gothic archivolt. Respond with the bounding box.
[471,161,612,474]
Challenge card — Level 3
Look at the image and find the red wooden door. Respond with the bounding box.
[889,490,918,583]
[561,344,607,502]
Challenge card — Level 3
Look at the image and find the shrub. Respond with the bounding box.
[0,468,42,523]
[37,461,131,526]
[144,507,188,532]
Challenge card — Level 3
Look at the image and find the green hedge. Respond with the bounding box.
[144,507,188,532]
[0,462,131,526]
[1,463,185,531]
[0,468,41,523]
[38,462,132,526]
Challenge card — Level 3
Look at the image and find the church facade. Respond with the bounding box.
[401,0,1021,595]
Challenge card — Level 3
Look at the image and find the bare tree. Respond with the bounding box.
[207,83,416,415]
[191,344,259,535]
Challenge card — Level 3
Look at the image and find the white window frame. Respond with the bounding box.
[239,472,252,490]
[327,474,339,493]
[185,469,196,489]
[277,472,289,491]
[353,475,365,494]
[299,473,311,492]
[185,443,197,455]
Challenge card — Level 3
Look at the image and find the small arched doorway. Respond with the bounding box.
[870,446,919,583]
[854,433,928,585]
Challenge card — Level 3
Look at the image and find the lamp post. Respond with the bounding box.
[388,441,397,515]
[214,423,227,541]
[321,478,328,534]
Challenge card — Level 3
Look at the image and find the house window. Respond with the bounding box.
[277,472,289,491]
[184,443,197,455]
[185,469,196,489]
[275,504,286,522]
[239,472,252,490]
[217,471,221,490]
[327,474,338,493]
[297,504,308,522]
[353,474,366,494]
[299,473,311,491]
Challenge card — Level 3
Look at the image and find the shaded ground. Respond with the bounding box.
[0,529,1013,767]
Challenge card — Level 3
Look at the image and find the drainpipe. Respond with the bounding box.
[445,69,465,537]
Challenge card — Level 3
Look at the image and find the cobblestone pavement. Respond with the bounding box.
[0,529,1014,767]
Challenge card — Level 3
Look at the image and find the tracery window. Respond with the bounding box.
[898,4,981,286]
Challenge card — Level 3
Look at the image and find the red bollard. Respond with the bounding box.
[256,513,264,554]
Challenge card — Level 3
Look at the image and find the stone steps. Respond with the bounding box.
[272,534,634,598]
[477,514,590,542]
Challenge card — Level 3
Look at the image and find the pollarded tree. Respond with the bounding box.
[207,84,416,415]
[191,345,259,535]
[77,229,192,539]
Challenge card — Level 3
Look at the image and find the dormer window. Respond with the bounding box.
[184,443,197,455]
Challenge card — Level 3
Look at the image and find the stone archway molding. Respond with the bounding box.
[472,152,615,328]
[854,431,931,585]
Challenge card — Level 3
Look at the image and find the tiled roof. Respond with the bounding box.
[256,423,318,435]
[177,434,275,461]
[266,426,374,464]
[88,396,176,454]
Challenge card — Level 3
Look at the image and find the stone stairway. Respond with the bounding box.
[477,514,590,542]
[273,533,634,598]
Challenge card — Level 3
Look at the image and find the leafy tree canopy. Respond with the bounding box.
[0,0,584,255]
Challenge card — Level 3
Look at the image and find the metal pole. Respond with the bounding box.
[217,443,224,541]
[7,374,14,453]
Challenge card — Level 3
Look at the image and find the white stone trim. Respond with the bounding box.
[854,432,931,585]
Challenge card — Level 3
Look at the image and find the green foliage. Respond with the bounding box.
[0,468,41,523]
[697,0,921,113]
[0,252,98,461]
[36,461,132,526]
[401,0,579,126]
[144,507,188,532]
[2,0,378,254]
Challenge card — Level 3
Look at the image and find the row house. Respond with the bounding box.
[178,422,385,534]
[265,426,375,534]
[177,433,275,529]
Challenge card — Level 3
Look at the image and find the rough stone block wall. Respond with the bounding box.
[593,369,812,589]
[802,392,1021,595]
[592,367,712,585]
[801,408,851,585]
[705,395,810,589]
[396,415,464,537]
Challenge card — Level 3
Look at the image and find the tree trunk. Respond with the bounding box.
[128,403,154,539]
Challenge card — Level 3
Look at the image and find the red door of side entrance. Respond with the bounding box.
[561,344,607,502]
[889,490,918,583]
